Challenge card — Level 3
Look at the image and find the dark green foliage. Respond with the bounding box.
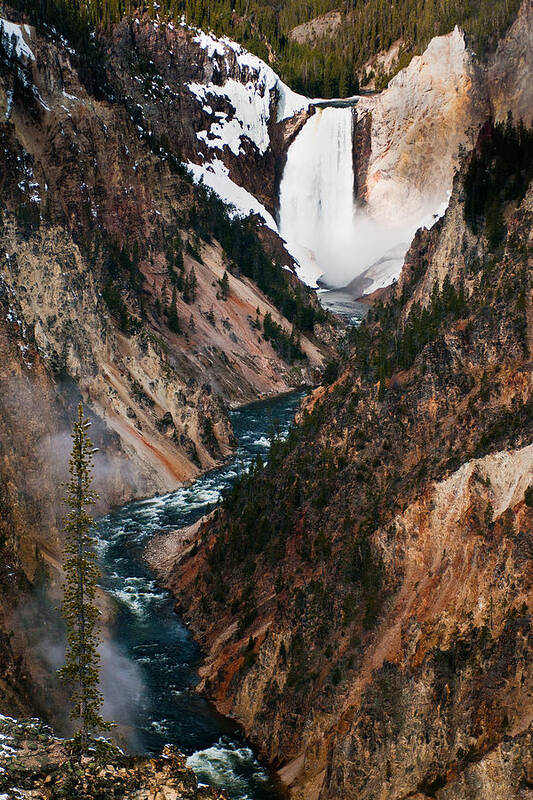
[186,240,203,264]
[464,118,533,247]
[323,360,339,385]
[201,416,220,455]
[263,312,305,363]
[8,0,112,98]
[167,234,184,278]
[167,286,182,333]
[189,189,326,332]
[58,405,113,750]
[15,200,41,234]
[350,273,467,381]
[524,485,533,508]
[182,267,198,304]
[18,0,520,99]
[9,0,522,98]
[218,271,230,301]
[101,242,144,333]
[269,0,521,96]
[102,280,131,332]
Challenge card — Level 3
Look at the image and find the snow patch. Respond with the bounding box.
[188,27,311,163]
[189,78,273,155]
[192,30,227,59]
[0,18,35,61]
[186,159,277,231]
[4,89,13,120]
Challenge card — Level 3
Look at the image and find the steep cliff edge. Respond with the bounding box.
[349,26,487,296]
[0,15,329,491]
[348,0,533,297]
[147,116,533,799]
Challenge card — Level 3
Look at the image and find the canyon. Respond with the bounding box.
[0,11,332,721]
[145,4,533,799]
[149,133,533,799]
[0,1,532,799]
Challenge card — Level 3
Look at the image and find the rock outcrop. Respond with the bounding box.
[487,0,533,124]
[356,27,486,220]
[289,12,342,46]
[344,26,488,295]
[0,714,227,799]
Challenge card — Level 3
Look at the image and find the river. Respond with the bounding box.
[95,392,304,799]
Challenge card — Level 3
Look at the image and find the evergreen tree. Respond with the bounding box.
[58,404,112,751]
[189,266,198,302]
[183,267,198,303]
[167,285,182,333]
[485,196,506,250]
[219,271,230,300]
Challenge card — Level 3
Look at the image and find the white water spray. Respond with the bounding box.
[278,103,451,294]
[278,107,356,288]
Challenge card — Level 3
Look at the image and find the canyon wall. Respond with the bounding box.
[147,63,533,800]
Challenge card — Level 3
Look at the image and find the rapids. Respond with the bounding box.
[96,393,304,799]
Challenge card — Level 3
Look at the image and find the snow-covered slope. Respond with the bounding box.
[186,158,278,230]
[183,27,310,230]
[190,30,309,138]
[0,18,35,61]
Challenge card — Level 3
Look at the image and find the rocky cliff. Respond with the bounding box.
[106,16,313,221]
[147,108,533,799]
[348,0,533,297]
[1,14,329,491]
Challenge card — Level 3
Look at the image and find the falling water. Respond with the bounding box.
[278,106,356,288]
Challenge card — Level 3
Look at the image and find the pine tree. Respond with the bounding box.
[58,404,112,752]
[167,285,181,333]
[189,266,198,302]
[219,271,230,300]
[183,267,198,304]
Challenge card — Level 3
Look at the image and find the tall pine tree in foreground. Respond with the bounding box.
[59,403,112,751]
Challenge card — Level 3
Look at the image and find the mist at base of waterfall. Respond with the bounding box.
[277,104,448,294]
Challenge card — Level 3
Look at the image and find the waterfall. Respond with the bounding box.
[278,106,356,288]
[278,102,450,295]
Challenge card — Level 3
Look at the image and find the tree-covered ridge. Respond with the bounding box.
[464,116,533,245]
[264,0,523,95]
[348,118,533,385]
[16,0,522,97]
